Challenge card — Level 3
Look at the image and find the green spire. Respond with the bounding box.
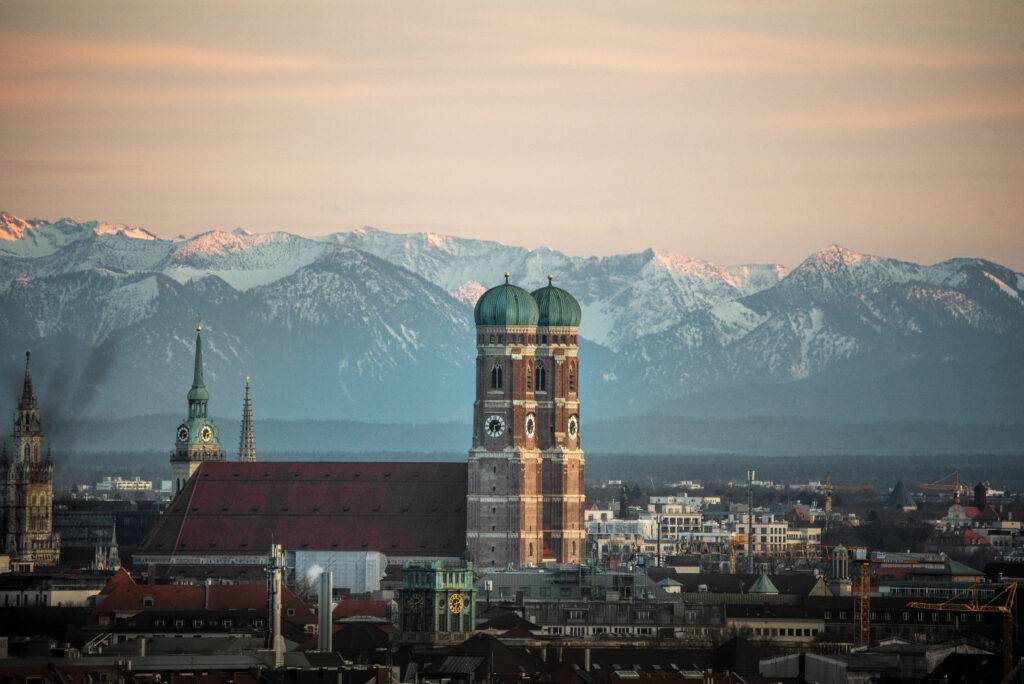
[187,323,210,406]
[193,324,204,387]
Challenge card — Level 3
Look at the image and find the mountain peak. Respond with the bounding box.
[0,211,33,240]
[810,244,865,266]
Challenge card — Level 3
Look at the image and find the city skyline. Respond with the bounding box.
[1,2,1022,268]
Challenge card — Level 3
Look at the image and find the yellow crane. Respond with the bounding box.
[908,581,1017,680]
[920,470,969,505]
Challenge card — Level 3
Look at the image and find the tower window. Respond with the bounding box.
[568,362,576,393]
[535,365,546,392]
[490,364,503,389]
[526,364,533,390]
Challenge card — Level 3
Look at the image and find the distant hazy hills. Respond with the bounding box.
[1,211,1021,455]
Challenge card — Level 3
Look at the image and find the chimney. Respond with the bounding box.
[267,544,285,668]
[318,570,333,652]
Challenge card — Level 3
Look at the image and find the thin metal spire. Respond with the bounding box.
[239,376,256,462]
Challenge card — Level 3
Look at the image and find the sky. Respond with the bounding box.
[1,1,1022,268]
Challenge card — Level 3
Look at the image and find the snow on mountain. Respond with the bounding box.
[0,213,160,258]
[326,228,787,349]
[1,211,1021,426]
[451,280,487,306]
[161,230,328,291]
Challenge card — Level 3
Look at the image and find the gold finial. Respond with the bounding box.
[195,313,203,333]
[504,272,510,284]
[547,274,554,285]
[245,375,251,384]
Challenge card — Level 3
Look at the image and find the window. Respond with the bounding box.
[143,596,155,607]
[490,364,503,389]
[568,363,576,392]
[526,364,533,390]
[535,364,546,391]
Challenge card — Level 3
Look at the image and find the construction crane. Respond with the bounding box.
[920,470,969,505]
[908,581,1017,680]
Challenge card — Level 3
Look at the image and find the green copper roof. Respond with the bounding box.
[748,573,779,594]
[474,274,539,326]
[531,276,581,327]
[187,326,209,402]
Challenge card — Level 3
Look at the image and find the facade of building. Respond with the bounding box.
[398,562,476,644]
[0,352,59,571]
[170,324,223,494]
[0,571,108,607]
[466,275,584,567]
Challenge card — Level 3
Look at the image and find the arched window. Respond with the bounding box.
[526,363,533,390]
[568,362,576,393]
[528,543,534,557]
[490,364,503,389]
[535,364,546,392]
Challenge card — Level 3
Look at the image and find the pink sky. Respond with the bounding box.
[1,1,1022,268]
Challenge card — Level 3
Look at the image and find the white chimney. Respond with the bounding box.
[267,544,285,668]
[318,570,333,652]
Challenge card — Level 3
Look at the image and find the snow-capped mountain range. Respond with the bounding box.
[0,211,1021,433]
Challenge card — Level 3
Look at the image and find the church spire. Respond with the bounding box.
[19,351,36,410]
[192,323,205,391]
[186,323,210,417]
[238,376,256,462]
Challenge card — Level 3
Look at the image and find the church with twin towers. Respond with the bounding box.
[166,273,585,568]
[466,274,585,567]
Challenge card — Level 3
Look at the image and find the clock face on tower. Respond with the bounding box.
[177,425,189,442]
[200,425,213,442]
[525,413,536,438]
[484,415,505,438]
[567,415,579,439]
[448,592,465,615]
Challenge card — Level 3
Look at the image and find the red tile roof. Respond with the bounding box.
[141,461,467,558]
[333,598,389,619]
[96,580,313,619]
[100,567,135,594]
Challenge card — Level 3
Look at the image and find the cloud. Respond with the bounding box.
[0,31,327,76]
[788,96,1024,132]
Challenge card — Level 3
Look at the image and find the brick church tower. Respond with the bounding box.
[467,274,585,567]
[0,352,60,571]
[171,323,223,494]
[532,277,585,564]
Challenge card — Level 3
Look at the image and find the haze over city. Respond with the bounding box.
[1,1,1023,268]
[1,4,1024,681]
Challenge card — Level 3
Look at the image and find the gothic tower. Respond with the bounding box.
[466,274,544,567]
[171,324,223,494]
[0,352,59,570]
[238,376,256,462]
[531,276,585,563]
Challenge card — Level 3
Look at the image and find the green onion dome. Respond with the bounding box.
[474,273,540,326]
[531,275,581,327]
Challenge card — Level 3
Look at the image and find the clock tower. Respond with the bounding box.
[170,323,223,494]
[532,277,585,564]
[466,274,543,567]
